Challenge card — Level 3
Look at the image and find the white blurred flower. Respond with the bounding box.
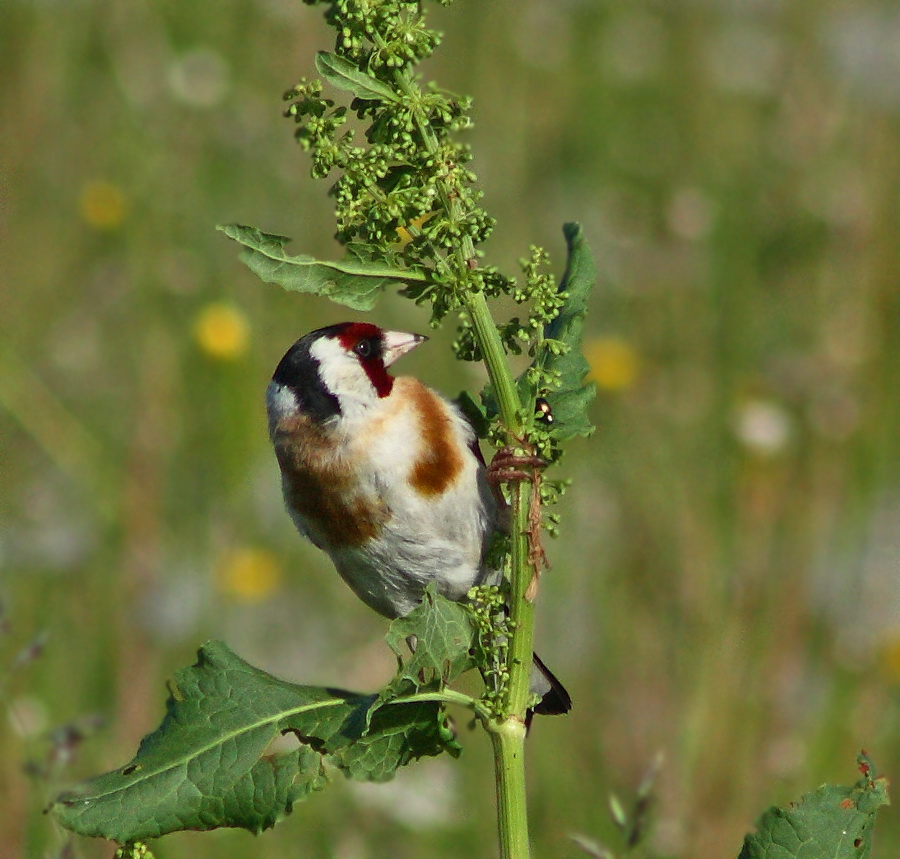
[8,695,48,738]
[168,47,230,107]
[822,8,900,111]
[666,188,715,241]
[349,759,461,830]
[733,399,792,455]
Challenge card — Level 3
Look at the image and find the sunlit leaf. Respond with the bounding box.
[329,697,460,781]
[217,224,427,311]
[738,754,890,859]
[51,641,457,843]
[536,222,597,440]
[384,584,479,691]
[315,52,400,103]
[480,222,597,441]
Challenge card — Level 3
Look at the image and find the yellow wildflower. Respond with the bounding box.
[585,337,639,391]
[194,302,250,360]
[79,180,127,230]
[217,547,283,603]
[880,636,900,682]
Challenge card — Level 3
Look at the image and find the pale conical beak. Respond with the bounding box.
[382,330,428,367]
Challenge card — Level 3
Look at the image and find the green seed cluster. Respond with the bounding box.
[538,479,569,537]
[454,244,574,477]
[284,80,348,179]
[115,843,153,859]
[288,0,577,521]
[286,0,504,324]
[467,585,512,716]
[499,247,567,354]
[307,0,446,69]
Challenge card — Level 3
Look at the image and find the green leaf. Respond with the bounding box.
[51,641,457,843]
[217,224,427,311]
[738,754,890,859]
[367,587,478,763]
[537,222,597,440]
[315,51,400,103]
[384,584,479,691]
[480,223,597,441]
[328,696,460,781]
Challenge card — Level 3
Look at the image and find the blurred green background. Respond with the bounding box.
[2,0,899,856]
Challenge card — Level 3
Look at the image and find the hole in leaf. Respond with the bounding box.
[264,731,302,758]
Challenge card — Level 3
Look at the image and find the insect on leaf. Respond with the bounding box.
[538,222,597,441]
[478,223,597,439]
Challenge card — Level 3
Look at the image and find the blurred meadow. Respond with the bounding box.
[2,0,899,857]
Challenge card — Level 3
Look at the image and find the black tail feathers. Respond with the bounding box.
[530,651,572,716]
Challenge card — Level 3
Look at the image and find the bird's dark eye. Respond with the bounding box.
[354,339,373,358]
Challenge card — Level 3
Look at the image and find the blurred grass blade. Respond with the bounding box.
[315,51,400,102]
[607,792,628,831]
[569,833,616,859]
[217,224,427,311]
[738,753,889,859]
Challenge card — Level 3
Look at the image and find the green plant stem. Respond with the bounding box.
[503,484,537,719]
[464,293,534,859]
[465,291,522,434]
[489,717,530,859]
[393,55,537,859]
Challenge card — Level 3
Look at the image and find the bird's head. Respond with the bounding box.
[267,322,427,427]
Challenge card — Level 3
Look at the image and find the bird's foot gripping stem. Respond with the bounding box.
[486,445,549,600]
[485,446,545,489]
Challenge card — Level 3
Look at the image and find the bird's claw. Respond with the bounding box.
[486,446,546,487]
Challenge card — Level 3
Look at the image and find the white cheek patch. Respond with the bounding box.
[309,335,378,417]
